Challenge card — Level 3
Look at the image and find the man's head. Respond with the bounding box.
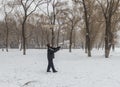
[47,43,50,47]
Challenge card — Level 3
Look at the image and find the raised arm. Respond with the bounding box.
[53,46,61,52]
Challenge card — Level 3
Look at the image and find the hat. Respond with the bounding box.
[47,43,50,47]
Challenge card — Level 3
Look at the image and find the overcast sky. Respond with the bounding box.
[0,0,72,20]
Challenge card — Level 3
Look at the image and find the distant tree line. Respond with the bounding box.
[0,0,120,58]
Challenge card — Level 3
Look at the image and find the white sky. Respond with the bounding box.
[0,0,72,20]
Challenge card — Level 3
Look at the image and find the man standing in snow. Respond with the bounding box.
[47,43,60,73]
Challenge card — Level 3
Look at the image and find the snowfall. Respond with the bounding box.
[0,48,120,87]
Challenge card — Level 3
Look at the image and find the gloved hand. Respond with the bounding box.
[58,46,61,49]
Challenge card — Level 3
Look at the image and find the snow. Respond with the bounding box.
[0,48,120,87]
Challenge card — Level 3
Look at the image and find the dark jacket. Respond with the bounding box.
[47,46,60,59]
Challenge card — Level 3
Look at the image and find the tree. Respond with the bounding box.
[97,0,120,58]
[64,9,80,52]
[3,1,14,52]
[45,0,67,46]
[73,0,96,57]
[14,0,48,55]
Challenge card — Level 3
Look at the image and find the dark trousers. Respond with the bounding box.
[47,58,56,72]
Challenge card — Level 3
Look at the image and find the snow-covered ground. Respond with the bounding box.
[0,48,120,87]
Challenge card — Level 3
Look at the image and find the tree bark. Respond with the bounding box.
[22,17,27,55]
[82,0,91,57]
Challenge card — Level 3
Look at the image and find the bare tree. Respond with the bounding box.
[14,0,48,55]
[97,0,120,58]
[65,9,79,52]
[45,0,67,46]
[3,1,14,52]
[73,0,96,57]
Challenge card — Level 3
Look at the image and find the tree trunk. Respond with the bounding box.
[105,21,109,58]
[82,0,91,57]
[87,35,91,57]
[69,26,74,52]
[51,28,55,47]
[105,20,112,58]
[73,30,76,48]
[57,26,60,47]
[62,33,65,49]
[85,37,88,53]
[22,17,27,55]
[5,18,9,52]
[6,26,9,52]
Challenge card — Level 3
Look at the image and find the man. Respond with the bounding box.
[47,43,60,73]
